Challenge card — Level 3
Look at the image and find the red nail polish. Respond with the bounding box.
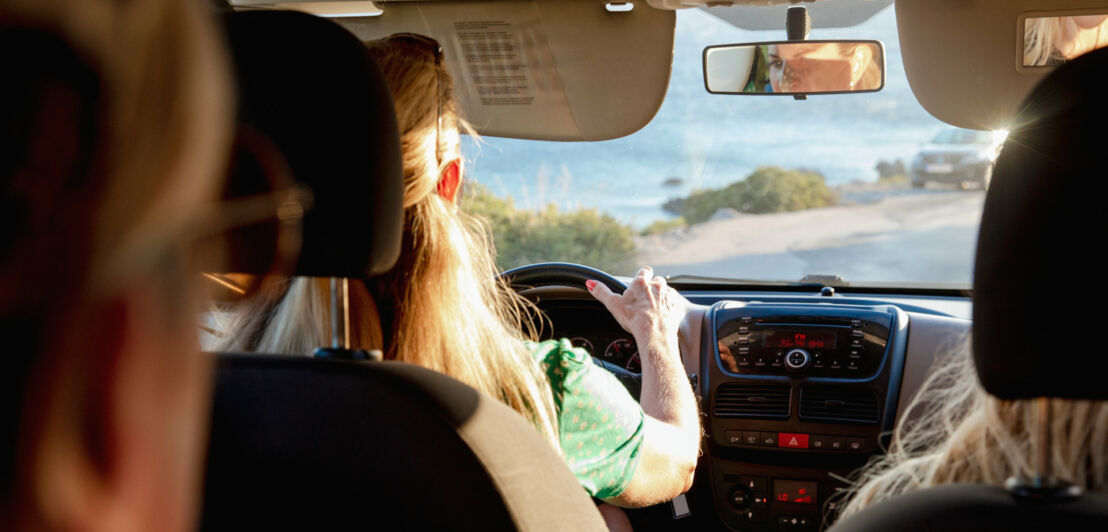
[585,280,597,290]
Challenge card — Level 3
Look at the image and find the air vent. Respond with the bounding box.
[799,385,880,424]
[713,383,790,419]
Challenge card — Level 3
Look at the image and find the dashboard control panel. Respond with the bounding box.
[715,308,892,379]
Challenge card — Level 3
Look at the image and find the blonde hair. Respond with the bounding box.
[1025,18,1064,66]
[1,0,232,518]
[839,340,1108,519]
[214,35,560,446]
[1,0,232,302]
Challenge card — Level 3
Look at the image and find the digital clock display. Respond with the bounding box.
[763,329,837,350]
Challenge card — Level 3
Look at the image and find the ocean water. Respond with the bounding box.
[462,5,953,229]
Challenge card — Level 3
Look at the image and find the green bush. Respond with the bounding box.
[665,166,836,224]
[640,217,687,236]
[461,183,637,273]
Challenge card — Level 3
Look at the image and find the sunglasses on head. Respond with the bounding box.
[383,33,447,170]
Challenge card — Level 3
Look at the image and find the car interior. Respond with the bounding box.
[24,0,1107,531]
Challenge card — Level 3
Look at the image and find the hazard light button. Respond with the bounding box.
[778,433,810,449]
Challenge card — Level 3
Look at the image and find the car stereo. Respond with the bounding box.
[716,309,891,379]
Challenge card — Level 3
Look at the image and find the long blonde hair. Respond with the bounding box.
[214,35,560,445]
[839,340,1108,518]
[1025,18,1064,66]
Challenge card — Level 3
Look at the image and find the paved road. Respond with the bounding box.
[637,189,985,286]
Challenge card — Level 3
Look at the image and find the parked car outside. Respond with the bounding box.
[909,128,999,189]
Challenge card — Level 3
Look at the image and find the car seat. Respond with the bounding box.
[200,11,606,531]
[827,47,1108,532]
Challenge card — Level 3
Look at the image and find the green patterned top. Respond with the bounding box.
[527,338,645,499]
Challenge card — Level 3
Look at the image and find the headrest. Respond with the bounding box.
[223,10,403,278]
[973,47,1108,400]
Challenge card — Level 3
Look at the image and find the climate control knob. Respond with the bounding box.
[784,349,811,372]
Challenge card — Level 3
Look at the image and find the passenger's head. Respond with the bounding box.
[0,0,231,529]
[767,42,879,93]
[838,345,1108,518]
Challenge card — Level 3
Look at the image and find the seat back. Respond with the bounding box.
[201,355,604,531]
[829,46,1108,532]
[828,485,1108,532]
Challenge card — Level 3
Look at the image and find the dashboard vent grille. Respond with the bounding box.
[713,383,790,419]
[799,385,880,424]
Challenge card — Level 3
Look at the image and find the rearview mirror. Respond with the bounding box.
[703,40,885,95]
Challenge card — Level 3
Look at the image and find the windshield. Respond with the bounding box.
[932,129,992,145]
[461,3,986,289]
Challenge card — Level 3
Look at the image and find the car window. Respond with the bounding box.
[461,3,992,288]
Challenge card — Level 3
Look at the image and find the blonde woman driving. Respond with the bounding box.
[213,32,700,514]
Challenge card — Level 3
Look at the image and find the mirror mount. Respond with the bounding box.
[786,7,810,100]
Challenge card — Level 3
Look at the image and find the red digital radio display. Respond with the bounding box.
[774,479,818,504]
[763,329,837,350]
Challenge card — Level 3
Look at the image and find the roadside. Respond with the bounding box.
[637,187,984,285]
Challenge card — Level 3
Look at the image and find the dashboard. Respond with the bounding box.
[525,285,971,532]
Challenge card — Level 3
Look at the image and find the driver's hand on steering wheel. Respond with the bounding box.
[586,266,687,349]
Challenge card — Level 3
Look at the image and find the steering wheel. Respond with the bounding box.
[499,262,643,400]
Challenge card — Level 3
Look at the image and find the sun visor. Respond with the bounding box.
[896,0,1108,130]
[334,0,674,141]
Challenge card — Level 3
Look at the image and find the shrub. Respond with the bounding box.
[875,159,906,179]
[461,183,637,273]
[666,166,836,224]
[640,217,687,236]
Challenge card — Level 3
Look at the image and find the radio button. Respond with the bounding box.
[754,356,766,367]
[851,329,864,338]
[810,435,827,449]
[742,432,761,446]
[739,326,750,334]
[851,319,862,327]
[851,339,863,348]
[741,317,753,324]
[729,487,751,509]
[848,437,866,451]
[847,360,860,371]
[759,432,778,447]
[828,436,846,450]
[830,360,842,369]
[784,349,811,372]
[738,337,750,345]
[849,349,862,359]
[738,356,750,367]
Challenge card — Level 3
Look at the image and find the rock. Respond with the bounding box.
[709,207,742,221]
[662,177,684,187]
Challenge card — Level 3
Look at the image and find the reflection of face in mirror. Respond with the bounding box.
[1024,15,1108,66]
[766,43,878,93]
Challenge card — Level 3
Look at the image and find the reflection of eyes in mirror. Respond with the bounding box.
[704,41,884,95]
[1024,14,1108,66]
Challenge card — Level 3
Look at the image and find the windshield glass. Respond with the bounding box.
[461,3,988,288]
[932,129,992,145]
